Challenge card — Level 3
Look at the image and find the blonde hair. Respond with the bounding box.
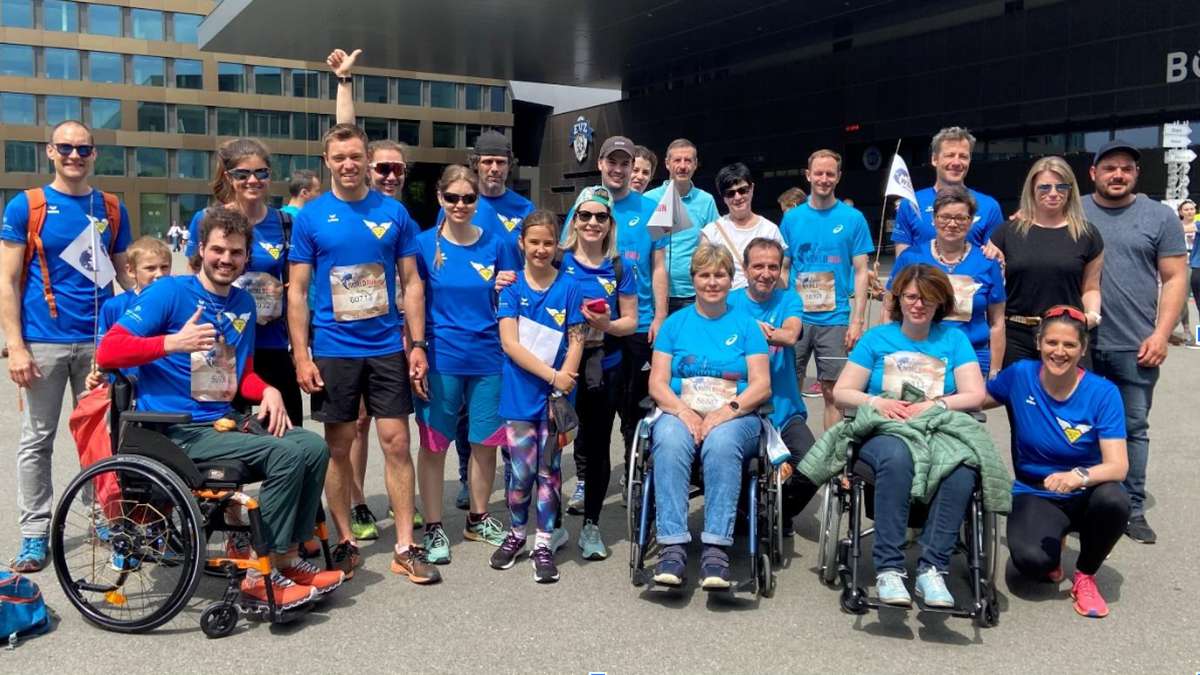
[1015,156,1089,241]
[126,236,171,268]
[690,242,735,279]
[563,204,617,260]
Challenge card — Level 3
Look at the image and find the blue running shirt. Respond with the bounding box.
[560,251,635,371]
[890,186,1004,249]
[780,200,873,327]
[653,305,768,411]
[728,288,807,428]
[888,243,1005,352]
[497,271,584,421]
[848,322,977,398]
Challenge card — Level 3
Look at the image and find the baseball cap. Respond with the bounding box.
[1092,139,1141,166]
[474,130,511,157]
[599,136,634,159]
[572,185,613,213]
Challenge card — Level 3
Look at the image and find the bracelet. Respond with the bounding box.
[546,370,556,386]
[337,75,353,84]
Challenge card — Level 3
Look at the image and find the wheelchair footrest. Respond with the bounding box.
[239,598,313,623]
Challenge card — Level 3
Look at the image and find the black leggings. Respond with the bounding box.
[1006,482,1129,577]
[780,416,819,521]
[574,360,622,523]
[617,333,652,457]
[249,347,304,426]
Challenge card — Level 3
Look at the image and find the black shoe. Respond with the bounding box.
[490,533,526,570]
[1125,515,1157,544]
[530,545,559,583]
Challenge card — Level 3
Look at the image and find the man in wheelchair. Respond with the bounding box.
[96,207,343,611]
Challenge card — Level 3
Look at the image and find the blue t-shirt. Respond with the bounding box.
[643,182,720,298]
[290,191,418,358]
[497,272,584,421]
[117,275,256,423]
[416,226,519,375]
[987,360,1126,500]
[888,243,1005,352]
[560,250,636,371]
[848,322,977,398]
[98,292,136,381]
[890,186,1004,248]
[653,304,769,399]
[727,288,807,428]
[1,187,132,343]
[780,200,873,326]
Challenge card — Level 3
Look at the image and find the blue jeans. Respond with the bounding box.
[651,413,760,546]
[1091,349,1157,516]
[859,434,976,573]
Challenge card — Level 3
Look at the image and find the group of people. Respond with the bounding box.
[0,46,1186,620]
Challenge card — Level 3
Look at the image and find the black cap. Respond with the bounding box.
[473,130,511,157]
[1093,139,1141,165]
[599,136,634,159]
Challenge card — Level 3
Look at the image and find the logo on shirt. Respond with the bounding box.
[86,213,109,234]
[519,297,530,307]
[498,215,521,232]
[546,308,566,326]
[327,213,339,223]
[1025,395,1037,406]
[628,217,640,227]
[259,241,283,260]
[598,277,616,295]
[47,205,60,216]
[364,220,391,239]
[470,261,494,281]
[1056,417,1093,444]
[832,224,844,234]
[223,311,251,334]
[724,334,738,346]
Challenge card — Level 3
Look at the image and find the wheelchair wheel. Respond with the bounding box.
[51,455,205,634]
[816,483,842,586]
[626,435,646,583]
[200,602,239,639]
[757,553,776,598]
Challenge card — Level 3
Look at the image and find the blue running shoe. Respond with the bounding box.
[11,537,48,573]
[915,567,955,608]
[876,570,912,607]
[653,544,687,587]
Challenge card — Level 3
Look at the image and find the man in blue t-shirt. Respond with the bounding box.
[287,123,439,585]
[281,169,321,219]
[780,149,873,430]
[644,139,720,312]
[0,120,133,572]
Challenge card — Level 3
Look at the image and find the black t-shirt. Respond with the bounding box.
[990,221,1104,317]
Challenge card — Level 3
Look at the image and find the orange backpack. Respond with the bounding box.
[21,188,122,319]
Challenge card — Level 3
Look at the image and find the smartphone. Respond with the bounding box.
[585,298,609,314]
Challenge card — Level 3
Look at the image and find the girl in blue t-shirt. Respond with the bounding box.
[985,305,1129,619]
[492,211,585,583]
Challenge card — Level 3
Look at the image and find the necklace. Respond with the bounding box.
[932,240,969,272]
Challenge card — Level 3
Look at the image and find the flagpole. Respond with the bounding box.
[867,139,902,329]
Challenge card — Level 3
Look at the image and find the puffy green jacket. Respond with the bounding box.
[798,405,1012,513]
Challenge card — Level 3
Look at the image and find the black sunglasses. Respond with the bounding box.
[723,185,751,199]
[442,192,478,205]
[54,143,95,158]
[576,210,611,224]
[371,161,407,178]
[227,168,271,182]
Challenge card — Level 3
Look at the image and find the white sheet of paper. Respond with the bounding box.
[518,316,564,366]
[59,224,116,288]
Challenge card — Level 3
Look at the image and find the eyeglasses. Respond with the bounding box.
[576,210,611,224]
[227,168,271,182]
[723,185,751,199]
[1035,183,1071,194]
[899,292,927,305]
[442,192,477,205]
[371,162,406,178]
[1042,305,1086,322]
[53,143,95,158]
[934,214,972,225]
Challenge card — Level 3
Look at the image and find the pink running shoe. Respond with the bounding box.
[1071,571,1109,618]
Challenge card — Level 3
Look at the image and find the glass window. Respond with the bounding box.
[216,108,242,136]
[132,55,165,87]
[432,122,457,148]
[94,146,125,176]
[174,59,202,89]
[5,141,37,172]
[361,117,388,141]
[465,125,482,148]
[42,0,77,31]
[430,81,456,109]
[253,66,282,95]
[291,112,320,141]
[131,8,163,40]
[292,69,318,98]
[1,92,35,125]
[0,44,33,77]
[465,84,482,111]
[136,148,167,177]
[137,102,166,132]
[89,51,123,83]
[45,96,81,125]
[139,193,169,237]
[396,120,419,146]
[1113,126,1158,149]
[327,73,339,100]
[273,154,292,180]
[490,86,506,112]
[362,75,388,103]
[396,79,421,106]
[90,98,121,129]
[247,110,289,138]
[179,194,208,229]
[86,3,121,36]
[983,137,1023,162]
[1,0,33,28]
[45,48,80,80]
[218,63,244,92]
[172,13,202,44]
[1025,134,1065,157]
[176,105,207,134]
[177,149,208,179]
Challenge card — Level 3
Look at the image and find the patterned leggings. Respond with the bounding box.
[504,420,561,535]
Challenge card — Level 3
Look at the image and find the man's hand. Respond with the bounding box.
[7,344,41,387]
[257,387,293,437]
[295,358,324,393]
[867,264,886,301]
[326,48,361,78]
[980,240,1005,264]
[1137,332,1169,367]
[163,308,216,354]
[493,270,517,291]
[756,320,775,342]
[844,320,865,350]
[408,348,429,400]
[648,315,665,343]
[84,369,104,391]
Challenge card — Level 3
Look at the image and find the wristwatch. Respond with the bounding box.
[337,75,353,84]
[410,340,428,351]
[1085,311,1102,327]
[728,400,740,413]
[1072,466,1091,487]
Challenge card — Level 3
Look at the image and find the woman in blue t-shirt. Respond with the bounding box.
[832,264,985,609]
[647,244,770,590]
[986,305,1129,619]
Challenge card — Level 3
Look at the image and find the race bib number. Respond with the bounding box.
[882,351,946,400]
[518,316,564,366]
[191,340,237,402]
[947,274,981,323]
[233,272,283,324]
[330,263,388,322]
[797,271,836,312]
[680,376,737,415]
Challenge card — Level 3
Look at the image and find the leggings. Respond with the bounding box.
[617,333,652,457]
[504,420,561,535]
[574,361,621,523]
[1006,482,1129,577]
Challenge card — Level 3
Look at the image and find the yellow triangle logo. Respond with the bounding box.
[547,308,566,326]
[364,220,391,239]
[499,215,521,232]
[259,242,283,260]
[1063,428,1082,443]
[599,277,616,295]
[470,261,494,281]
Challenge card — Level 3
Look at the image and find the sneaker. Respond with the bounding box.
[875,570,912,607]
[413,509,425,529]
[279,559,345,596]
[298,539,322,560]
[455,482,470,511]
[549,526,569,553]
[464,514,507,546]
[350,504,379,541]
[915,567,955,608]
[10,537,48,573]
[802,382,822,398]
[422,525,452,565]
[240,571,316,611]
[330,541,361,579]
[653,544,687,587]
[390,546,441,584]
[225,532,251,560]
[578,521,608,560]
[700,545,732,590]
[566,481,586,515]
[1125,514,1156,544]
[490,533,527,570]
[1071,571,1109,618]
[530,545,559,583]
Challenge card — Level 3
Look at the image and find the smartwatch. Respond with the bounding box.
[410,340,428,351]
[1072,466,1091,487]
[337,75,353,84]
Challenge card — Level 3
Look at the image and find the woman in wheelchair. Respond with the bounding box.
[831,264,985,608]
[647,244,770,589]
[985,305,1129,618]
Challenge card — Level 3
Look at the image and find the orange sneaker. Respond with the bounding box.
[240,571,316,611]
[279,559,345,596]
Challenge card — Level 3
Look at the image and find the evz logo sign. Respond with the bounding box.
[1167,50,1200,83]
[572,116,593,164]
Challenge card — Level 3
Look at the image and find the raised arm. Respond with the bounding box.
[326,48,361,126]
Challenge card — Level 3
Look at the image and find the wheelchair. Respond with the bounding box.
[625,403,783,598]
[49,373,334,639]
[815,409,1000,627]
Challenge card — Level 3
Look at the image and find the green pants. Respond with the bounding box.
[166,423,329,554]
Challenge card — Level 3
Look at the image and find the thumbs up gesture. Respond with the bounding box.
[165,307,218,354]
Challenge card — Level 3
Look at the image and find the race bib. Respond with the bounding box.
[797,271,836,312]
[882,351,947,400]
[518,316,564,366]
[233,272,283,324]
[947,274,981,323]
[680,376,737,415]
[330,263,388,322]
[191,339,237,402]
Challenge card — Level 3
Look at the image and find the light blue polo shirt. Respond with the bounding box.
[644,181,719,299]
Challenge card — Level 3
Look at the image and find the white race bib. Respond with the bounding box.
[680,376,737,415]
[797,271,836,312]
[518,316,564,366]
[233,272,283,324]
[882,351,947,399]
[330,263,388,322]
[947,274,981,323]
[191,339,237,402]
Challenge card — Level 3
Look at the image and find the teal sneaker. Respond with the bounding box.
[578,521,608,560]
[915,567,955,608]
[548,526,569,553]
[463,514,506,546]
[875,570,911,607]
[422,525,451,564]
[11,537,48,573]
[350,504,379,541]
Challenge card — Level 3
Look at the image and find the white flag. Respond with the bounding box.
[884,154,921,217]
[59,223,116,289]
[647,181,693,242]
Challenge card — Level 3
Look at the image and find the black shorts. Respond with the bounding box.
[311,351,412,423]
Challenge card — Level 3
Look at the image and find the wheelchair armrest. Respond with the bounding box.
[122,411,193,426]
[639,396,656,411]
[756,402,774,417]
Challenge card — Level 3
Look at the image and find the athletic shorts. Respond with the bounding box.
[311,351,413,423]
[794,324,848,382]
[415,372,506,452]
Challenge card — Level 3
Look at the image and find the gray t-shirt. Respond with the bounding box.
[1083,193,1187,351]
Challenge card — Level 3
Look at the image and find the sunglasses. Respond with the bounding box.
[442,192,478,205]
[1035,183,1071,194]
[723,185,751,199]
[54,143,95,158]
[576,210,611,224]
[1043,305,1086,322]
[227,168,271,182]
[371,161,406,178]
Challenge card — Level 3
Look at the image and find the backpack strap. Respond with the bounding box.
[100,191,121,256]
[20,188,58,318]
[611,255,623,289]
[275,208,292,286]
